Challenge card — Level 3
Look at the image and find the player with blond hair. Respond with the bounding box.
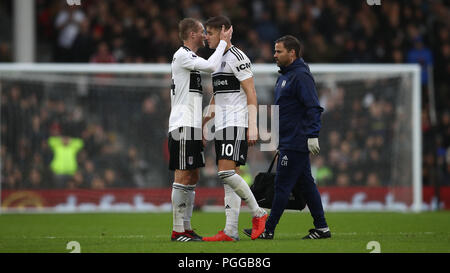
[169,18,232,242]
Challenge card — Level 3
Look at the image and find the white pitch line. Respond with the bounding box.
[12,232,441,240]
[22,235,146,239]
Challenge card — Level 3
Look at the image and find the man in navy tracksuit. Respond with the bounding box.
[245,35,330,240]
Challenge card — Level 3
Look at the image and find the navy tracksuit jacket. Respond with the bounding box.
[265,58,328,232]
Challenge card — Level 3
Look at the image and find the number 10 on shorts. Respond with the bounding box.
[221,144,234,156]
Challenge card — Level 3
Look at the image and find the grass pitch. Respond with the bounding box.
[0,211,449,253]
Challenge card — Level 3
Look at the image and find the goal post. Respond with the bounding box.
[0,63,422,212]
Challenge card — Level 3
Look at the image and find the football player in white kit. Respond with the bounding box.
[201,16,268,242]
[169,18,232,242]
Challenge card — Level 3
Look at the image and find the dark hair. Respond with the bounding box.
[205,15,231,30]
[275,35,302,57]
[178,18,201,41]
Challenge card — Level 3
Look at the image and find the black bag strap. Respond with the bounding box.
[267,151,279,173]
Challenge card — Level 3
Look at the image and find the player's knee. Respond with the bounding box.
[218,170,236,184]
[176,175,190,185]
[190,172,200,184]
[218,170,248,198]
[175,169,198,185]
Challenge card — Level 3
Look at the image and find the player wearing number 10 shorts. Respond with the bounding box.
[201,16,267,242]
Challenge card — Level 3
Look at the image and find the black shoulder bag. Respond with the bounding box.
[250,151,307,210]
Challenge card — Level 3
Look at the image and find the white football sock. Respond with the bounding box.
[171,182,188,233]
[184,184,196,231]
[223,183,241,238]
[218,170,266,218]
[318,227,330,232]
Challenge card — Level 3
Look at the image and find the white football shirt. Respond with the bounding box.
[212,46,253,131]
[169,41,227,133]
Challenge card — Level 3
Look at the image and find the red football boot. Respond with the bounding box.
[251,213,268,240]
[202,230,238,242]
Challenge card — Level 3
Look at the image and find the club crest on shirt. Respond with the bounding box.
[281,80,286,88]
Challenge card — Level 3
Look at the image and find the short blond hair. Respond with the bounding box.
[178,18,201,41]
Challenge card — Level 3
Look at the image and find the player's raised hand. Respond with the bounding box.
[220,25,233,43]
[247,125,258,146]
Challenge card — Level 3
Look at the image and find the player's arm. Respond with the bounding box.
[192,26,233,73]
[296,73,324,155]
[241,77,258,146]
[203,96,215,127]
[230,55,258,146]
[202,96,215,146]
[296,73,323,137]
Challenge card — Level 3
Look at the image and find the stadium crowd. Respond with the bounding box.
[0,0,449,189]
[1,80,171,189]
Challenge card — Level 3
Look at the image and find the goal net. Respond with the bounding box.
[0,63,421,212]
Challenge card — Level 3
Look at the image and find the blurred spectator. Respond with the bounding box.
[255,10,280,43]
[312,157,333,186]
[91,175,106,189]
[103,168,123,188]
[24,168,43,189]
[444,148,450,186]
[440,112,450,149]
[306,33,339,63]
[391,49,404,64]
[82,160,96,186]
[54,4,86,62]
[111,37,126,63]
[336,173,350,187]
[130,95,167,185]
[125,146,149,188]
[48,135,84,188]
[69,171,86,189]
[352,170,365,186]
[5,167,23,190]
[90,42,116,63]
[0,42,12,62]
[407,36,433,86]
[72,18,95,62]
[366,172,381,187]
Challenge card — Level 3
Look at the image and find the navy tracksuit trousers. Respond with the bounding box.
[265,149,328,232]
